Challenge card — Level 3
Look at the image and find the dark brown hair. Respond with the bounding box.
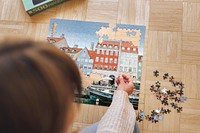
[0,38,82,133]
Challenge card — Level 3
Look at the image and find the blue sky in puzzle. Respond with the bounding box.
[48,19,109,48]
[48,19,146,55]
[116,24,146,55]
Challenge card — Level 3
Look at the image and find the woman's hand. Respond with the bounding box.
[116,74,135,95]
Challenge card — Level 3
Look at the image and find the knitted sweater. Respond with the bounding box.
[96,90,136,133]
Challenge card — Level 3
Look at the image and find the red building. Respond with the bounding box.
[93,41,120,71]
[121,41,138,53]
[88,50,96,61]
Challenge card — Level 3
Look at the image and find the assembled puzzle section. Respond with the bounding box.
[47,19,146,110]
[22,0,69,16]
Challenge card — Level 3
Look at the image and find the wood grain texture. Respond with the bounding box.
[146,31,182,63]
[149,1,183,32]
[1,0,200,132]
[180,99,200,133]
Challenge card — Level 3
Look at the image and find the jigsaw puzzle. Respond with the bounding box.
[47,19,146,110]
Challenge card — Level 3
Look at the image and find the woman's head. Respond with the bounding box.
[0,38,82,133]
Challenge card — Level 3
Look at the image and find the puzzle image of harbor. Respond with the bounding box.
[47,19,146,110]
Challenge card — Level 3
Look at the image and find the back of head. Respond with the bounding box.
[0,38,82,133]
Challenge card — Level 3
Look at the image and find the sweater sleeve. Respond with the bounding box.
[96,90,136,133]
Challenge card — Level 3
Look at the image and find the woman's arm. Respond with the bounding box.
[97,75,136,133]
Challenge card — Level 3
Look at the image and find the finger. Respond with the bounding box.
[128,82,135,90]
[123,75,131,83]
[118,76,125,84]
[116,78,120,85]
[124,79,130,83]
[122,74,129,83]
[123,74,130,78]
[122,74,128,80]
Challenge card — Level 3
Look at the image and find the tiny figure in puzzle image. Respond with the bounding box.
[32,0,47,5]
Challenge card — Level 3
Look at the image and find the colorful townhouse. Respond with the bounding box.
[92,41,120,77]
[47,34,69,49]
[118,41,138,78]
[64,46,82,60]
[76,47,95,75]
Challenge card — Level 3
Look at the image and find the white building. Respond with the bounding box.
[118,41,138,78]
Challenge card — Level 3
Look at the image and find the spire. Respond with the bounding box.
[51,22,57,37]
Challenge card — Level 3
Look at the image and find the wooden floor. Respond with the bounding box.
[1,0,200,132]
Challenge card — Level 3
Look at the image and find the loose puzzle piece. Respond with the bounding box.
[153,70,159,77]
[136,70,187,123]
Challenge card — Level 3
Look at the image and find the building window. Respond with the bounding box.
[102,50,104,55]
[85,59,88,62]
[114,45,118,49]
[105,58,108,63]
[133,48,136,51]
[140,56,143,61]
[114,59,117,64]
[97,49,100,54]
[120,66,123,71]
[114,66,117,71]
[127,47,130,51]
[122,47,125,50]
[84,66,87,69]
[129,67,132,72]
[110,58,113,63]
[65,49,69,52]
[50,39,56,43]
[110,51,113,55]
[100,57,104,62]
[103,45,106,48]
[89,60,93,63]
[100,65,103,70]
[94,65,98,69]
[124,67,127,72]
[104,66,108,70]
[109,45,112,48]
[109,66,112,70]
[77,58,80,62]
[106,50,109,55]
[96,57,99,62]
[133,68,136,73]
[115,51,118,56]
[88,66,92,69]
[98,44,101,48]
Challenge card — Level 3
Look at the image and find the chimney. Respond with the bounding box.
[73,45,78,48]
[60,34,64,38]
[51,22,57,37]
[90,42,94,51]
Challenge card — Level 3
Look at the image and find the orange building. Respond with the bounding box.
[93,41,120,71]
